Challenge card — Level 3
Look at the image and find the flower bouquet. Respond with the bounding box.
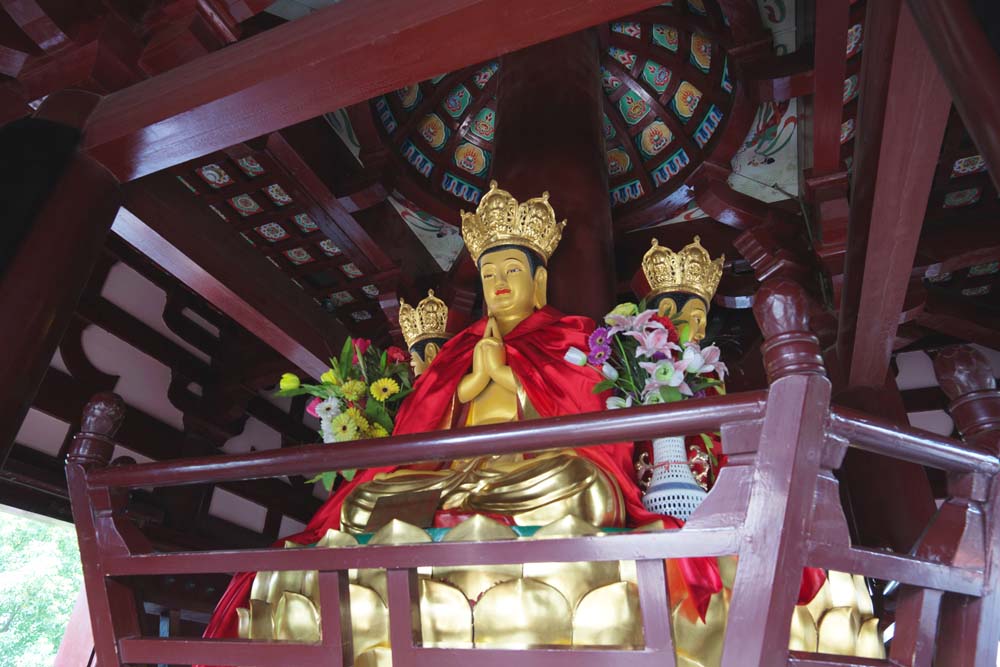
[276,337,413,490]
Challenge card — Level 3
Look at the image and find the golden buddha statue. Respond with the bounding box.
[398,289,451,377]
[641,236,724,342]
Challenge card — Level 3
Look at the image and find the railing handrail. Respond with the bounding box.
[85,391,768,489]
[830,406,1000,475]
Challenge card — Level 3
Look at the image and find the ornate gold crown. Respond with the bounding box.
[398,290,450,349]
[642,236,724,304]
[460,180,567,264]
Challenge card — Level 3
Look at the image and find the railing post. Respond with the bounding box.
[720,280,831,667]
[66,392,137,667]
[928,346,1000,666]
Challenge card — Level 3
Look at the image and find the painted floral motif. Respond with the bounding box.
[687,0,707,16]
[721,57,733,94]
[340,263,364,278]
[694,105,724,148]
[442,172,483,204]
[254,222,289,242]
[651,148,690,187]
[925,271,953,283]
[961,285,992,297]
[611,22,642,38]
[661,201,709,226]
[176,175,199,194]
[943,187,983,208]
[264,184,293,206]
[375,97,398,133]
[419,114,450,150]
[951,155,987,178]
[236,155,265,177]
[618,91,650,126]
[840,118,855,144]
[293,213,318,234]
[351,311,373,321]
[689,34,712,73]
[473,62,499,89]
[361,284,380,298]
[443,85,472,118]
[283,247,315,265]
[607,148,632,177]
[608,47,637,71]
[470,107,496,142]
[601,66,623,94]
[228,194,263,217]
[641,60,672,93]
[388,193,464,271]
[401,140,434,177]
[602,113,616,141]
[454,143,490,176]
[610,179,644,207]
[846,23,863,58]
[208,204,228,221]
[670,81,702,122]
[396,84,422,110]
[652,25,679,52]
[328,291,355,306]
[843,75,859,104]
[319,239,342,256]
[196,164,234,189]
[969,261,1000,276]
[637,121,674,159]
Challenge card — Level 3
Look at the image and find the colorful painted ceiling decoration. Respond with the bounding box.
[372,1,739,220]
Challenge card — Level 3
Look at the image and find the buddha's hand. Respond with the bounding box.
[475,317,507,372]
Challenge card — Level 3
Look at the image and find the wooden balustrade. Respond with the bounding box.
[65,281,1000,666]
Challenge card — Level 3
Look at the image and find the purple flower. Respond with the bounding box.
[588,327,611,350]
[588,344,612,366]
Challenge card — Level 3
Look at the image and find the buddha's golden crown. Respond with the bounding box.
[460,180,566,264]
[642,236,724,304]
[398,289,450,349]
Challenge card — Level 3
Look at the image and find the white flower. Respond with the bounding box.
[315,398,341,420]
[606,395,634,410]
[601,363,619,381]
[320,417,336,444]
[564,346,588,366]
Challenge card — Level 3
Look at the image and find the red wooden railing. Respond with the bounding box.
[65,281,1000,667]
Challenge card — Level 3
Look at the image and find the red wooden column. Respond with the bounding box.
[931,346,1000,667]
[491,30,615,323]
[0,90,120,466]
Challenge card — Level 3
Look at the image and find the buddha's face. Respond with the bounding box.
[479,247,546,319]
[657,294,709,341]
[409,342,439,377]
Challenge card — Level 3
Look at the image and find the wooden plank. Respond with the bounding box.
[82,0,667,181]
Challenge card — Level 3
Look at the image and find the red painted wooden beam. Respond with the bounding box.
[907,0,1000,192]
[81,0,665,182]
[810,0,850,175]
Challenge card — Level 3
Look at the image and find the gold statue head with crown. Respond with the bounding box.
[461,181,566,331]
[398,290,450,375]
[641,236,724,341]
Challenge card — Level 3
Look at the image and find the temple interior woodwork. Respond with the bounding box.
[2,0,1000,665]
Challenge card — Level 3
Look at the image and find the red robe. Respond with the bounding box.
[202,306,821,643]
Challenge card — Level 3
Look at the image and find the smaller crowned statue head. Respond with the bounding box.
[460,181,566,322]
[398,290,451,376]
[640,236,724,341]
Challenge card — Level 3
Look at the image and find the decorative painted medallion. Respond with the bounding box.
[721,57,733,93]
[618,91,650,126]
[453,142,490,176]
[361,284,380,298]
[943,187,982,208]
[652,25,679,52]
[840,118,855,144]
[340,263,364,278]
[602,113,616,141]
[442,172,483,203]
[611,21,642,38]
[601,66,623,94]
[473,62,500,89]
[396,84,422,110]
[925,271,952,283]
[374,97,398,134]
[689,33,712,73]
[961,285,992,297]
[283,247,315,265]
[687,0,707,15]
[670,81,703,122]
[228,194,263,217]
[176,175,198,194]
[196,164,234,189]
[351,310,373,321]
[418,114,450,150]
[843,75,859,104]
[264,184,293,206]
[641,60,672,93]
[607,148,632,177]
[254,222,289,242]
[951,155,987,178]
[609,47,637,71]
[293,213,318,233]
[443,85,472,118]
[236,155,265,177]
[846,23,863,58]
[969,261,1000,276]
[694,105,724,148]
[470,107,496,142]
[328,291,355,306]
[208,204,228,221]
[610,180,644,207]
[637,121,674,159]
[401,140,434,177]
[319,239,342,256]
[651,148,691,187]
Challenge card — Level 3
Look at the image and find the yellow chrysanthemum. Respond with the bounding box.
[370,378,400,402]
[369,423,389,438]
[340,379,366,401]
[330,412,359,442]
[345,407,370,432]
